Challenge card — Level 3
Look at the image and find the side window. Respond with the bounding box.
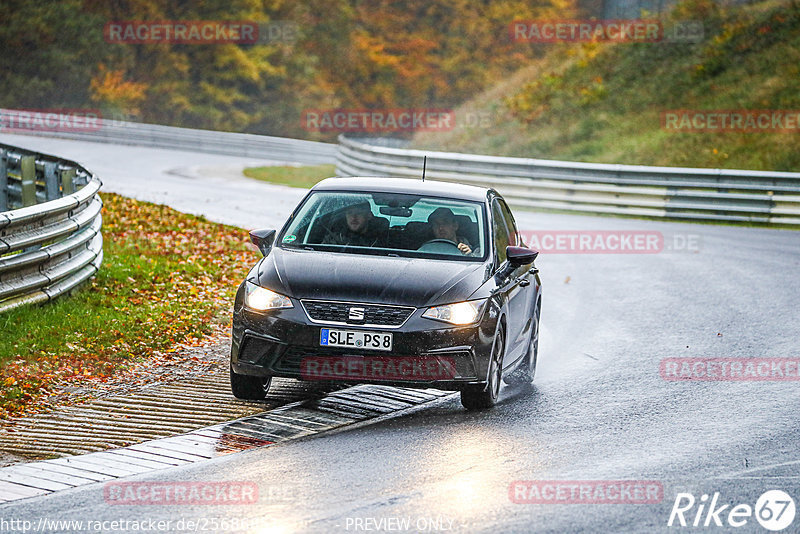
[498,199,519,247]
[492,201,510,264]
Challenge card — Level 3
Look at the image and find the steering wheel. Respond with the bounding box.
[417,239,462,253]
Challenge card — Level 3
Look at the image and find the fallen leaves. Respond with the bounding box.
[0,193,252,420]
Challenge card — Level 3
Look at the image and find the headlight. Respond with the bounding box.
[422,299,485,325]
[244,281,293,311]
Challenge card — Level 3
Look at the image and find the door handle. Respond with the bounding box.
[518,279,530,287]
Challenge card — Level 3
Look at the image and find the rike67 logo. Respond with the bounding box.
[668,490,796,531]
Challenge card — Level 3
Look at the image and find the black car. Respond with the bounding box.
[230,177,542,409]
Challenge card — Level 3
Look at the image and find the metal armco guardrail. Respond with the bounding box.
[336,135,800,225]
[0,143,103,313]
[0,108,336,165]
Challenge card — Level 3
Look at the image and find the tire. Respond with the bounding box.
[461,328,504,410]
[230,364,271,400]
[505,300,540,386]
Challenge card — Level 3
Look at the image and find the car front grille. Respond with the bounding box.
[301,300,414,328]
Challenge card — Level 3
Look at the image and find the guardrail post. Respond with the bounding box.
[44,161,59,201]
[60,167,76,195]
[74,170,89,188]
[0,149,7,212]
[20,155,36,207]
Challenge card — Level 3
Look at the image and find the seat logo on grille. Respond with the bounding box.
[348,307,365,320]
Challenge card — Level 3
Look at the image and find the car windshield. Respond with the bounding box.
[278,190,487,261]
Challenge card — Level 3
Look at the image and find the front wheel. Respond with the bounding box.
[461,329,504,410]
[230,364,271,400]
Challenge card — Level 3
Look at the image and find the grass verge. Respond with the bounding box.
[242,164,336,189]
[0,193,254,419]
[412,0,800,172]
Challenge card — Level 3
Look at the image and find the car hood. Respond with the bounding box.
[253,247,486,307]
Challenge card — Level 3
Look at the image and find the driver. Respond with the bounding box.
[428,207,473,255]
[323,201,386,247]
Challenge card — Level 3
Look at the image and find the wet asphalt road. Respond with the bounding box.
[1,134,800,533]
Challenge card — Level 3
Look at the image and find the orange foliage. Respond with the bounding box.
[90,64,148,115]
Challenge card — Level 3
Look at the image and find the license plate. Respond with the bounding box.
[320,329,392,351]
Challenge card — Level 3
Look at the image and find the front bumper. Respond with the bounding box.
[231,297,498,391]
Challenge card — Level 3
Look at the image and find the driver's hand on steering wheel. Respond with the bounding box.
[458,242,472,255]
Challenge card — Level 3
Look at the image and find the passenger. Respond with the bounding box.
[323,201,386,247]
[428,207,473,255]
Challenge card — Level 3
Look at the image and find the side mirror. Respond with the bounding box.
[506,246,539,267]
[249,229,276,257]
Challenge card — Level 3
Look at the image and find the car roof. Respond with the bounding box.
[312,177,492,202]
